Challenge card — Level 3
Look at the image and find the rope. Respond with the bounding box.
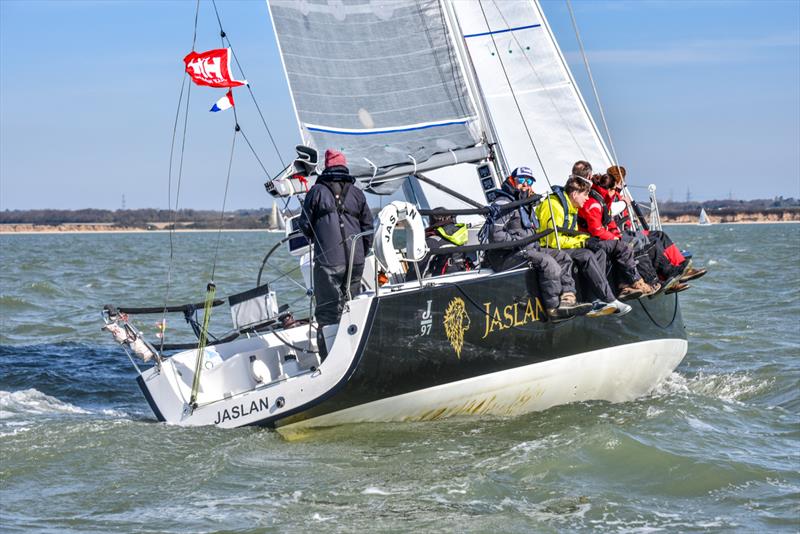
[189,282,217,408]
[565,0,641,233]
[210,0,286,168]
[490,0,587,160]
[637,292,679,329]
[210,124,239,281]
[160,0,201,353]
[476,2,563,249]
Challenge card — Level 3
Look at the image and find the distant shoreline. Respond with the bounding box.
[1,220,797,235]
[0,226,276,235]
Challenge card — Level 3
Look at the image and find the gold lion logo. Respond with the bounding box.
[443,297,470,358]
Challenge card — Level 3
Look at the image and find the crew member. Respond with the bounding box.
[485,167,593,320]
[606,165,706,289]
[536,176,632,316]
[572,160,656,299]
[406,209,474,281]
[298,149,373,357]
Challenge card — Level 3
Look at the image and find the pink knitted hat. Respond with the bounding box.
[324,149,347,169]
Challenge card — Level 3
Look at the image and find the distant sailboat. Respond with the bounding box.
[698,208,712,226]
[268,203,285,231]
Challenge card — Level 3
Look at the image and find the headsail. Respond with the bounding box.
[450,0,611,190]
[268,0,485,179]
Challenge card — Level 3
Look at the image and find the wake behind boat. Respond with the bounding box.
[103,0,697,433]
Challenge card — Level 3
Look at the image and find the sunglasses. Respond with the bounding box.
[516,177,535,186]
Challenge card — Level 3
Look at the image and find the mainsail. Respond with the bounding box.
[268,0,485,178]
[450,0,612,190]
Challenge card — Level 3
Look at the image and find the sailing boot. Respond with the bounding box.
[587,300,618,318]
[617,282,643,301]
[666,282,691,294]
[632,277,657,297]
[587,299,633,318]
[548,292,593,320]
[680,268,707,283]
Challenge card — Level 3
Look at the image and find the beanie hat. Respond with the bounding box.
[324,149,347,169]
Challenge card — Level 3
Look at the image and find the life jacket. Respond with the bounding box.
[577,188,612,230]
[428,222,473,276]
[436,222,469,246]
[549,186,577,231]
[609,189,631,230]
[492,186,540,230]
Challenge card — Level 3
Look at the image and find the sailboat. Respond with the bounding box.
[267,202,285,232]
[102,0,689,432]
[698,207,713,226]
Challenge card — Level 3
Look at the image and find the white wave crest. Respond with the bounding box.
[0,389,90,418]
[651,372,773,402]
[361,487,392,495]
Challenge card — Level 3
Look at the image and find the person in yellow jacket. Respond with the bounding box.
[536,176,633,315]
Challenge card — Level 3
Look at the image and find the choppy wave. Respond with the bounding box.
[0,388,89,418]
[0,294,38,311]
[0,225,798,532]
[652,371,775,402]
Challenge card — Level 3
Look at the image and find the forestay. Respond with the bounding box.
[451,0,611,191]
[268,0,483,179]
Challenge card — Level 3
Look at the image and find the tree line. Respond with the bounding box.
[0,208,276,229]
[2,197,797,228]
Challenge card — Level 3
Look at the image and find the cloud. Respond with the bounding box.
[567,33,800,65]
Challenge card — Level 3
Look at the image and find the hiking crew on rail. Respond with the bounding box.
[302,148,706,335]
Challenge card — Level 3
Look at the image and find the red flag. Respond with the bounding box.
[183,48,246,88]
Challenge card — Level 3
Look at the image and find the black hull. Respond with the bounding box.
[275,269,685,427]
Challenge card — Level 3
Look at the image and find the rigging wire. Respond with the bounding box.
[209,0,298,261]
[489,0,587,161]
[565,0,640,231]
[160,0,201,352]
[210,0,286,169]
[477,1,563,249]
[565,0,619,168]
[209,125,239,281]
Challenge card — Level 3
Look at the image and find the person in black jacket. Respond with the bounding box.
[298,149,373,356]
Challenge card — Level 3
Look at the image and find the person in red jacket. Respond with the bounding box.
[606,165,706,288]
[573,160,656,299]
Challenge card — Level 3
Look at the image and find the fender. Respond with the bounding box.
[373,201,428,275]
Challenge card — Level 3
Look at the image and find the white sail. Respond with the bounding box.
[450,0,611,191]
[268,0,485,179]
[698,208,712,226]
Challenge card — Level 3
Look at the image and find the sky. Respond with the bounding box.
[1,0,798,210]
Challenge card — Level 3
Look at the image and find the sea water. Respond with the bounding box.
[1,224,798,532]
